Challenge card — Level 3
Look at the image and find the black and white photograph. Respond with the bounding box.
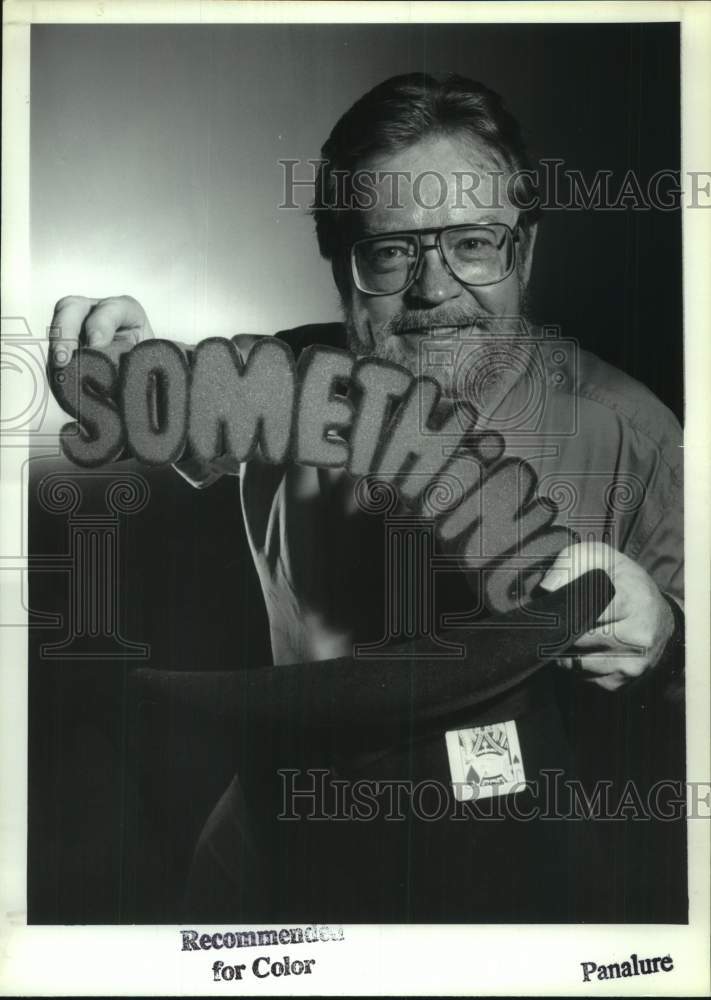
[1,1,709,995]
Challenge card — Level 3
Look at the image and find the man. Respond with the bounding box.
[48,74,684,921]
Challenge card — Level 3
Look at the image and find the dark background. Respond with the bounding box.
[32,20,683,420]
[28,21,684,923]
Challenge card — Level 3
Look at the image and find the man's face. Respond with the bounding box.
[342,135,535,401]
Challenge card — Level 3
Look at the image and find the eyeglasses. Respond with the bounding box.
[350,222,521,296]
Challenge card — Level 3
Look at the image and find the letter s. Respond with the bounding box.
[56,350,124,467]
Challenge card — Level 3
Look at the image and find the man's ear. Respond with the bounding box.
[519,222,538,288]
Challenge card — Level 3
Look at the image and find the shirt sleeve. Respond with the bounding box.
[621,419,684,606]
[631,483,684,605]
[528,381,684,606]
[173,454,240,489]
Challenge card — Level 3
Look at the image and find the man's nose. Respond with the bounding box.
[406,244,463,306]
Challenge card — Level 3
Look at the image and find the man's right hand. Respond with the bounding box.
[48,295,154,405]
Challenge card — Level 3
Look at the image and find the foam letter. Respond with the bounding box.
[122,340,189,465]
[348,359,412,477]
[188,337,295,464]
[57,350,124,467]
[295,346,355,468]
[376,378,482,506]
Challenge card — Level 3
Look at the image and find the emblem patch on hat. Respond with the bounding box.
[445,721,525,801]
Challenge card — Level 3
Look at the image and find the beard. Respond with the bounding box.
[344,292,534,408]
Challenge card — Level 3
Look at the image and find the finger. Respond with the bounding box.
[568,629,614,650]
[83,296,154,348]
[556,653,626,677]
[556,649,647,676]
[574,602,633,643]
[556,653,648,690]
[48,296,98,370]
[590,596,632,626]
[539,540,618,592]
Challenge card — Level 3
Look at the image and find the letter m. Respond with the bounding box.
[570,780,611,820]
[567,169,609,209]
[257,930,278,946]
[188,337,294,464]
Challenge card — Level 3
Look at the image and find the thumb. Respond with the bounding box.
[539,543,579,592]
[539,540,617,592]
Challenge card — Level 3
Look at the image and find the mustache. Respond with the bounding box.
[384,308,495,336]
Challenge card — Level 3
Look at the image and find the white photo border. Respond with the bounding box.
[1,1,709,996]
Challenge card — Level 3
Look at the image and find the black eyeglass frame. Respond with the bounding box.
[349,222,522,297]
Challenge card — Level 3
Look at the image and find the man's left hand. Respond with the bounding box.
[540,541,676,692]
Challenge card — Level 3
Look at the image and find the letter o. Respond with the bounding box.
[122,340,189,465]
[272,961,284,977]
[223,932,235,948]
[413,780,448,821]
[291,960,304,975]
[413,170,447,209]
[473,430,506,466]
